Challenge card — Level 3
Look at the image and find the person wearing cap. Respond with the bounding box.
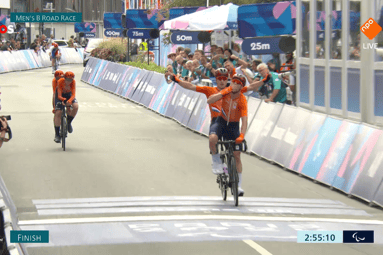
[188,52,194,60]
[207,74,249,196]
[241,59,262,84]
[167,53,177,73]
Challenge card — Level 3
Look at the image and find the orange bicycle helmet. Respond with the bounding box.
[64,71,75,79]
[54,70,64,78]
[52,43,59,48]
[232,74,246,87]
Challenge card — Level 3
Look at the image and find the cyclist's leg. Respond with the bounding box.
[224,121,243,190]
[66,98,78,133]
[209,117,224,174]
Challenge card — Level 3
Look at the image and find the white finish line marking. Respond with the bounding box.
[18,215,383,226]
[243,240,273,255]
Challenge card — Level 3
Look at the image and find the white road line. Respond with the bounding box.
[17,215,383,226]
[243,240,273,255]
[32,196,342,205]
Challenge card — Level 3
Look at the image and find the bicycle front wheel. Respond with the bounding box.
[220,174,227,201]
[229,156,238,206]
[61,115,67,151]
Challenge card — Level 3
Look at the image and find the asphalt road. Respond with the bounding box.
[0,65,382,255]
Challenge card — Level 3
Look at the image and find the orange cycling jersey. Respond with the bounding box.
[196,86,222,119]
[57,78,76,103]
[220,92,247,122]
[52,78,58,93]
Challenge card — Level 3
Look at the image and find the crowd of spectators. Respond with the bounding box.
[166,43,296,105]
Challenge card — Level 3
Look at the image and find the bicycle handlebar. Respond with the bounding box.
[217,140,236,145]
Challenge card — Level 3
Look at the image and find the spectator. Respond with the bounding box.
[185,60,194,82]
[0,42,3,49]
[280,52,295,72]
[199,55,211,79]
[29,42,36,50]
[47,34,54,45]
[33,44,40,56]
[167,53,177,73]
[1,41,12,52]
[257,63,287,104]
[41,34,46,43]
[242,59,262,84]
[68,35,75,48]
[41,40,48,52]
[188,52,194,60]
[223,43,229,50]
[210,45,217,57]
[193,50,204,61]
[10,38,16,49]
[15,40,21,50]
[176,46,184,56]
[223,49,237,66]
[267,53,281,72]
[183,48,191,58]
[166,64,174,74]
[175,55,184,76]
[131,40,138,59]
[181,59,189,79]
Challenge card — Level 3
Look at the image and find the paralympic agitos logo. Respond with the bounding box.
[0,24,15,34]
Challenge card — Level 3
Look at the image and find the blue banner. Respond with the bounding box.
[171,31,200,44]
[242,37,284,55]
[74,22,96,33]
[104,29,123,37]
[104,12,123,29]
[127,29,152,39]
[238,2,298,38]
[126,9,164,29]
[169,7,207,20]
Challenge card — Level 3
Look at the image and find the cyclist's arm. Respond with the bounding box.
[243,79,265,92]
[57,80,66,102]
[240,116,248,135]
[207,92,223,105]
[242,70,254,84]
[0,122,6,148]
[68,81,76,104]
[176,79,197,91]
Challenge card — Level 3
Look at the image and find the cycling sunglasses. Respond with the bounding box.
[232,79,244,86]
[216,76,228,81]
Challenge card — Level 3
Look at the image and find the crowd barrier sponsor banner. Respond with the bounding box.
[261,104,297,161]
[0,52,8,73]
[92,60,110,86]
[180,91,200,126]
[36,50,50,67]
[140,73,163,107]
[22,50,38,69]
[1,52,17,71]
[349,126,383,201]
[81,58,97,81]
[127,70,150,100]
[200,106,211,136]
[315,120,359,185]
[271,107,311,166]
[149,81,175,115]
[284,112,327,172]
[186,93,205,131]
[172,87,192,123]
[131,71,154,103]
[245,101,276,152]
[331,124,383,194]
[373,181,383,206]
[252,103,284,156]
[350,127,383,201]
[119,68,141,98]
[299,117,343,178]
[246,97,262,130]
[115,66,136,96]
[98,62,125,92]
[164,85,183,118]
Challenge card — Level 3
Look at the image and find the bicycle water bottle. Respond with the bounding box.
[223,163,228,176]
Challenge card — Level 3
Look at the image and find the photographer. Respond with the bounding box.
[0,117,8,148]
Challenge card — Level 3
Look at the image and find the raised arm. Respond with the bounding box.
[231,55,248,68]
[241,73,271,93]
[165,72,197,91]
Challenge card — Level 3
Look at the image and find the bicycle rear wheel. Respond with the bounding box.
[229,156,239,206]
[61,113,66,151]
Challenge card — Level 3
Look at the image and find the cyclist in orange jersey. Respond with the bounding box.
[53,71,79,143]
[165,68,230,175]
